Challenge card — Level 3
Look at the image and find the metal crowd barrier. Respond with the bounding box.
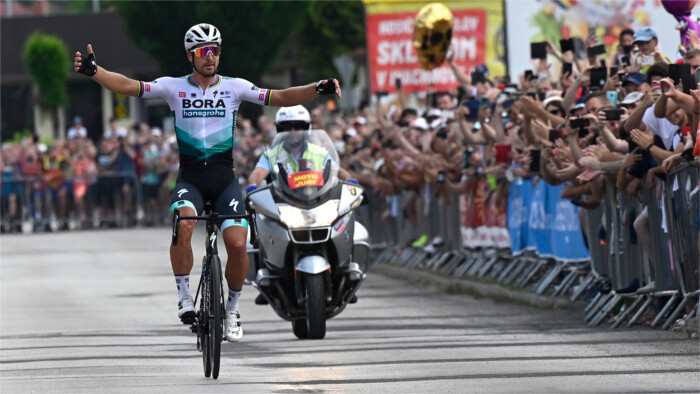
[658,164,699,329]
[367,166,699,331]
[562,164,698,329]
[0,172,165,233]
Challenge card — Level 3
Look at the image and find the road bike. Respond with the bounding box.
[171,201,255,379]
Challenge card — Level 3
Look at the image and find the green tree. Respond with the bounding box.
[110,1,309,84]
[23,31,71,138]
[298,1,366,80]
[63,1,366,84]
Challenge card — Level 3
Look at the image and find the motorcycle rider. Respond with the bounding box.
[247,105,351,190]
[247,106,355,306]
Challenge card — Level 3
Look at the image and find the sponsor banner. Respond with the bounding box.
[363,1,505,94]
[288,170,324,190]
[485,183,510,249]
[506,178,532,254]
[507,178,589,262]
[460,177,510,249]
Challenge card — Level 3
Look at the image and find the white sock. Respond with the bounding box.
[175,275,191,301]
[226,289,242,312]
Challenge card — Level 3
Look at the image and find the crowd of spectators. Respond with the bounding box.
[331,26,699,324]
[0,111,279,232]
[3,27,699,283]
[0,116,182,231]
[1,22,698,326]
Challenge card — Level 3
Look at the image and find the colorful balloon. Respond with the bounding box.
[661,0,699,50]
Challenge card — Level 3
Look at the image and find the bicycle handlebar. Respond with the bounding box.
[176,214,251,221]
[171,209,257,247]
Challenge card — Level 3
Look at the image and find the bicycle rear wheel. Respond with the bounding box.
[208,255,224,379]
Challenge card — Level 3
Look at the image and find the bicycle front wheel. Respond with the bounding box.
[208,255,224,379]
[201,258,212,378]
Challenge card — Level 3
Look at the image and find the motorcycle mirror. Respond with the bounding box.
[322,161,331,184]
[277,162,289,187]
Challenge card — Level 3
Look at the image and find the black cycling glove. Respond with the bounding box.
[316,79,337,95]
[78,52,98,77]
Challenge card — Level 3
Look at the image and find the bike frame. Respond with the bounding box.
[171,201,256,378]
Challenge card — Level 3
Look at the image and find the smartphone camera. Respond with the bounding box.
[437,170,446,184]
[604,108,624,121]
[529,150,541,173]
[462,149,473,169]
[570,117,590,129]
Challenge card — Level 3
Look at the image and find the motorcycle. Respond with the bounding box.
[245,129,370,339]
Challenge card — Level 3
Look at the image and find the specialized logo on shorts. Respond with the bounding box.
[250,85,259,91]
[213,90,218,97]
[229,198,239,211]
[177,188,188,198]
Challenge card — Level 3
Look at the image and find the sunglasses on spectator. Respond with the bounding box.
[191,46,221,58]
[277,121,309,132]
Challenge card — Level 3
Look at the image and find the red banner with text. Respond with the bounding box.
[366,9,487,94]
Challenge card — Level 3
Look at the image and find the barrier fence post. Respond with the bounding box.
[660,164,699,329]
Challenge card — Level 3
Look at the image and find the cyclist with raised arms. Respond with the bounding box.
[74,23,341,342]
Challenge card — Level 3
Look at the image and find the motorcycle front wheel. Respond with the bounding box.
[302,272,326,339]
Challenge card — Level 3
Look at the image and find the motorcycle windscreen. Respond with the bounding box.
[269,130,340,201]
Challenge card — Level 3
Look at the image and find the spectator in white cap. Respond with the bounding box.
[353,116,370,140]
[67,116,87,139]
[411,117,429,131]
[570,102,586,117]
[542,96,566,118]
[105,117,127,140]
[426,108,442,119]
[620,91,643,112]
[425,108,443,128]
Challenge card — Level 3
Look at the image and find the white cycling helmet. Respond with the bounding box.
[184,23,222,51]
[275,105,311,130]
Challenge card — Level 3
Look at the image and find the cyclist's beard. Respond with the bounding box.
[193,62,218,78]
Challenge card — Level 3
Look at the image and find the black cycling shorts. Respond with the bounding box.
[168,162,248,231]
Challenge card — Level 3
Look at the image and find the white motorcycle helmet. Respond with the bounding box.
[184,23,222,51]
[275,105,311,132]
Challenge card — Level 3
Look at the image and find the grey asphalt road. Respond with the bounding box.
[1,228,698,393]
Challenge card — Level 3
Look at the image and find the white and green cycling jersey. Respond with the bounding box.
[138,74,272,166]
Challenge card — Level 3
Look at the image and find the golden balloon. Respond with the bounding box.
[413,3,454,70]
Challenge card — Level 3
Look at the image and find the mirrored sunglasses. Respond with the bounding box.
[191,46,221,58]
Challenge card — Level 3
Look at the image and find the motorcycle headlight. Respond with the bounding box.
[277,200,339,229]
